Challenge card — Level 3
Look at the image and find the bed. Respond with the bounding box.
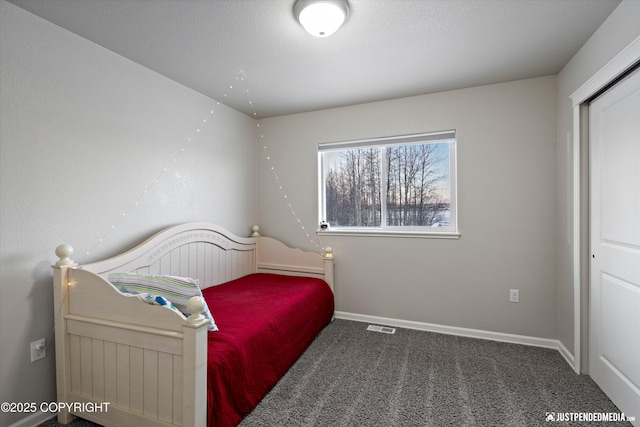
[51,222,335,427]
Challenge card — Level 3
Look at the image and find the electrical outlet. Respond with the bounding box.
[509,289,520,303]
[30,338,46,362]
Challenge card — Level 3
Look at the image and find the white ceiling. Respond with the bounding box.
[7,0,621,118]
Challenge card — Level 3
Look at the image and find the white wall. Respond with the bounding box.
[555,0,640,363]
[258,76,558,339]
[0,2,257,425]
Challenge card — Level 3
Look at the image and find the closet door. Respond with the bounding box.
[589,67,640,425]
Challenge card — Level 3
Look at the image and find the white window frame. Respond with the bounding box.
[318,130,459,239]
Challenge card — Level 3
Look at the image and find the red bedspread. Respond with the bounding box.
[201,273,334,427]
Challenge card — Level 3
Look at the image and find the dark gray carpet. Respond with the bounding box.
[240,319,629,427]
[39,319,629,427]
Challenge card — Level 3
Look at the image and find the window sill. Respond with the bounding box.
[316,229,460,239]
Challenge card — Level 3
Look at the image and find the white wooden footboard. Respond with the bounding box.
[256,236,334,292]
[52,223,334,426]
[53,258,208,427]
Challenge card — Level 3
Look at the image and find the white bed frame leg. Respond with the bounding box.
[323,247,334,294]
[52,244,77,424]
[182,297,209,427]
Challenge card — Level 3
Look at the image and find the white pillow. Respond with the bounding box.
[108,273,218,331]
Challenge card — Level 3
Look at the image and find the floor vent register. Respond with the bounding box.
[366,325,396,334]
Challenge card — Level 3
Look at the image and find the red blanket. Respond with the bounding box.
[202,273,334,426]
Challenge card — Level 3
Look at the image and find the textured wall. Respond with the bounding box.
[258,76,558,339]
[0,2,257,425]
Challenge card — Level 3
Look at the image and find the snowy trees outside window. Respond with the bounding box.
[319,131,457,235]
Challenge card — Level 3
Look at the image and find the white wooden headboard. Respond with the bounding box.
[81,222,258,290]
[76,222,334,292]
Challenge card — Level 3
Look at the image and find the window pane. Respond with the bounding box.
[319,131,457,235]
[385,142,450,227]
[324,147,381,227]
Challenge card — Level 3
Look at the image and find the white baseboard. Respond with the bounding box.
[7,411,54,427]
[557,339,578,373]
[335,310,561,350]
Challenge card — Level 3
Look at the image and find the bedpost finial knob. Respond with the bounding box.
[186,296,205,324]
[251,225,260,237]
[55,244,75,266]
[323,246,333,259]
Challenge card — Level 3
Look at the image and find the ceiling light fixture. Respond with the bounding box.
[294,0,350,38]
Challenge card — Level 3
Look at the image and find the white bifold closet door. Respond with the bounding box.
[589,66,640,426]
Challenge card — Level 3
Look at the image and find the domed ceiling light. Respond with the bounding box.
[294,0,350,38]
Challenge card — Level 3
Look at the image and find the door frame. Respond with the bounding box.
[569,35,640,375]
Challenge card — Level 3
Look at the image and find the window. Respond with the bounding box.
[318,131,458,237]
